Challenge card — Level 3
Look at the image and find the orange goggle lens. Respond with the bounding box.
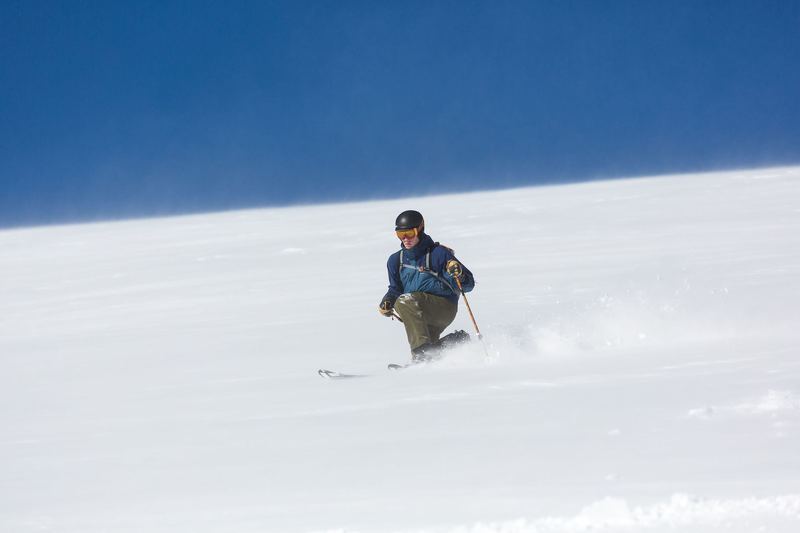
[395,228,419,239]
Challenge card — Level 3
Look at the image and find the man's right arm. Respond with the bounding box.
[378,253,402,315]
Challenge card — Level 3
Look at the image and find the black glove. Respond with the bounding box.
[446,260,463,278]
[378,299,394,317]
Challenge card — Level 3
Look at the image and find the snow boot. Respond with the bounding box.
[411,342,441,363]
[438,329,470,350]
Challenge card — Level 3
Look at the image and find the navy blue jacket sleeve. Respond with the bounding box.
[381,251,403,305]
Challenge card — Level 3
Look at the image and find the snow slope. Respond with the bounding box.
[1,167,799,532]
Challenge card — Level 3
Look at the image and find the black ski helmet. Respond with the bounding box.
[395,210,425,232]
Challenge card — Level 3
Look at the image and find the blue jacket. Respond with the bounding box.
[382,233,475,306]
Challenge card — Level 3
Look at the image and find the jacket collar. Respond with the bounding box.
[400,233,434,259]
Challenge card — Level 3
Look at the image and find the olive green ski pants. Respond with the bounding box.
[393,292,458,351]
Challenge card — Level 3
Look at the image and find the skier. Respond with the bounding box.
[378,210,475,361]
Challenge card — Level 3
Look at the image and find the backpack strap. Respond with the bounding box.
[397,243,457,295]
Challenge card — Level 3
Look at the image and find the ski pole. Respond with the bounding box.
[391,311,404,323]
[454,277,482,339]
[455,276,490,359]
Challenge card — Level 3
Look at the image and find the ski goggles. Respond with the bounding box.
[395,227,420,239]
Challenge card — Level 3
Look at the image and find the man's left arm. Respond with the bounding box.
[440,249,475,292]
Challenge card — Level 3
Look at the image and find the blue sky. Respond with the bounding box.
[1,1,799,227]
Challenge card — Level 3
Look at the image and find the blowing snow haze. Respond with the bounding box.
[1,2,800,227]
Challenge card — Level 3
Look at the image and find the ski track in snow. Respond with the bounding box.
[2,166,800,532]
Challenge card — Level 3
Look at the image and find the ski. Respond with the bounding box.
[318,364,413,378]
[318,369,369,379]
[321,330,472,378]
